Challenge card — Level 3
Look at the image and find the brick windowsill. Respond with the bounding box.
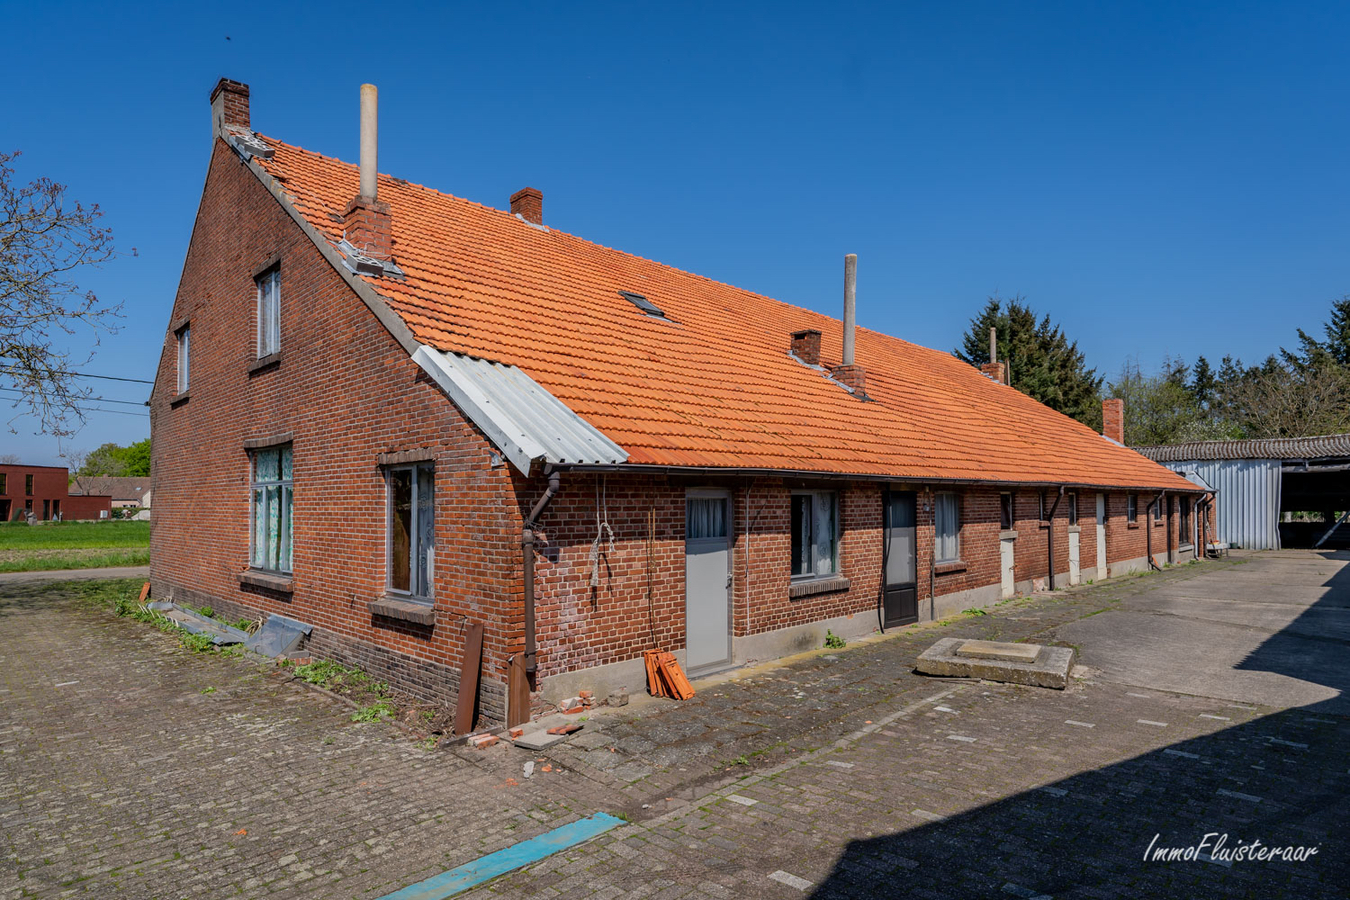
[238,569,293,593]
[788,575,851,599]
[170,391,190,407]
[934,560,967,575]
[248,351,282,375]
[369,596,436,626]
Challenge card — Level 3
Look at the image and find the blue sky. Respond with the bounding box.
[5,1,1349,465]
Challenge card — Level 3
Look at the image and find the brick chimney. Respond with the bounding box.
[979,326,1007,383]
[210,78,250,133]
[791,329,822,366]
[832,364,866,394]
[342,84,392,260]
[510,187,543,225]
[1102,398,1125,444]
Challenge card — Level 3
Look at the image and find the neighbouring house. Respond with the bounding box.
[70,476,152,518]
[1138,433,1350,550]
[149,79,1208,727]
[0,464,112,522]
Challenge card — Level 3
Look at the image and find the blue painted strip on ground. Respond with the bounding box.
[377,812,625,900]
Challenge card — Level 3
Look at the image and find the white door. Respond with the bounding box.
[685,491,731,674]
[999,537,1015,599]
[1068,530,1081,586]
[1096,493,1107,577]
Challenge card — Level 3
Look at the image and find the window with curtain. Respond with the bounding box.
[935,492,961,563]
[686,497,727,540]
[256,266,281,357]
[250,445,293,573]
[790,491,838,578]
[387,463,435,599]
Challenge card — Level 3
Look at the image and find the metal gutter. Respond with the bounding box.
[1046,487,1063,591]
[555,463,1206,494]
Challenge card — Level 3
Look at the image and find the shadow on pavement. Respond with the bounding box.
[810,554,1350,899]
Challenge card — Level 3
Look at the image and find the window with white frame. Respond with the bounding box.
[250,444,293,572]
[256,266,281,357]
[176,324,190,393]
[386,463,434,599]
[935,492,961,563]
[790,490,838,578]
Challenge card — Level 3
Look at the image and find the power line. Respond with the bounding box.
[0,387,146,408]
[0,362,154,386]
[81,405,150,418]
[0,389,149,417]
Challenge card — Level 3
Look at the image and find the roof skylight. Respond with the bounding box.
[619,291,666,318]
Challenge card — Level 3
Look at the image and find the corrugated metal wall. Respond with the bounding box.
[1161,459,1282,550]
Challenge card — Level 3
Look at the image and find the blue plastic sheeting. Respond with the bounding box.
[376,813,625,900]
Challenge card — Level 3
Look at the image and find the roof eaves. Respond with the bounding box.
[556,462,1205,493]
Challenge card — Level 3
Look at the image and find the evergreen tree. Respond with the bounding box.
[955,296,1103,427]
[1189,355,1216,409]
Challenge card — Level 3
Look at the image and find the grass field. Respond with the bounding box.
[0,521,150,572]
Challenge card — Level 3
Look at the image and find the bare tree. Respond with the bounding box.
[59,445,89,492]
[0,151,123,436]
[0,452,19,464]
[1223,361,1350,438]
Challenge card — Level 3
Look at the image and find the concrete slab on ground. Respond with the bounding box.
[917,638,1074,688]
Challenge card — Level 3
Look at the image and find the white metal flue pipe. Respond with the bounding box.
[360,84,378,202]
[842,254,857,367]
[989,326,997,365]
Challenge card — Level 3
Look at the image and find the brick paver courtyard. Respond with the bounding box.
[1,553,1346,898]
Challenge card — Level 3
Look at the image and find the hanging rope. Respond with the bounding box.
[588,476,616,588]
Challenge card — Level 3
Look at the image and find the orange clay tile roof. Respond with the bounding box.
[252,136,1196,492]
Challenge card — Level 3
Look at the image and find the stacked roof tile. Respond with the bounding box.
[251,137,1196,491]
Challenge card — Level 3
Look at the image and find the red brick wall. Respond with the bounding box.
[63,496,113,520]
[920,487,1002,598]
[149,139,523,717]
[522,471,685,676]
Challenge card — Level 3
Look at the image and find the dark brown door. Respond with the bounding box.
[883,491,918,627]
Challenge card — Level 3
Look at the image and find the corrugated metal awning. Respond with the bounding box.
[1137,434,1350,462]
[412,346,628,474]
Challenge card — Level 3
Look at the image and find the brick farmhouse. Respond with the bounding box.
[150,80,1209,726]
